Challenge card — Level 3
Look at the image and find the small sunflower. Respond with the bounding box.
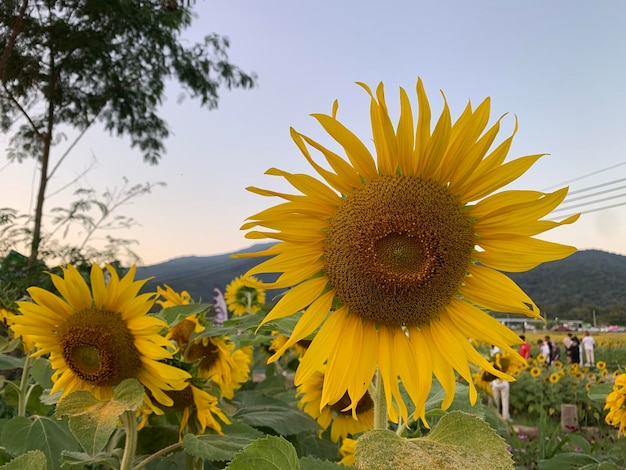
[536,353,546,364]
[339,437,357,466]
[187,337,251,399]
[269,332,310,358]
[597,361,607,370]
[163,383,231,436]
[615,370,622,379]
[570,363,579,372]
[298,367,374,442]
[10,264,190,405]
[552,360,563,369]
[549,373,560,384]
[601,369,609,378]
[604,374,626,436]
[224,275,266,316]
[530,367,542,378]
[156,284,192,308]
[238,78,577,419]
[157,287,252,400]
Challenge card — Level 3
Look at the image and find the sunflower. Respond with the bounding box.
[238,78,578,419]
[536,354,546,364]
[162,383,231,436]
[269,332,310,358]
[549,372,560,384]
[606,378,626,426]
[530,367,542,378]
[339,438,357,466]
[187,337,252,400]
[10,264,190,405]
[298,367,374,442]
[224,275,266,316]
[158,287,252,400]
[156,284,192,308]
[597,361,607,370]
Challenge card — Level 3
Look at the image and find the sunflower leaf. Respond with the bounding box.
[299,456,347,469]
[158,304,213,326]
[54,379,144,455]
[231,391,320,435]
[0,353,24,370]
[225,435,299,470]
[0,416,80,469]
[59,451,119,469]
[355,411,513,470]
[0,450,47,470]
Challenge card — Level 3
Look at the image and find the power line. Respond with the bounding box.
[541,161,626,191]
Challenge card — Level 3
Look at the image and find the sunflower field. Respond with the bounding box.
[2,77,626,470]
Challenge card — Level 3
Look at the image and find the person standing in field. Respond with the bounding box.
[582,331,595,366]
[519,335,531,360]
[563,333,573,363]
[569,336,581,365]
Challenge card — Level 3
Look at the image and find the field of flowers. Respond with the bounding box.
[477,331,626,469]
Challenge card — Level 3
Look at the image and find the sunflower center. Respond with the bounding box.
[324,175,474,326]
[58,308,142,387]
[330,390,374,416]
[186,338,220,371]
[164,385,194,410]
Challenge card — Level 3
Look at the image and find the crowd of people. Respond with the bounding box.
[530,331,596,367]
[488,331,597,422]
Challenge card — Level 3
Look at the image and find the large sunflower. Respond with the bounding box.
[238,79,579,421]
[10,264,190,406]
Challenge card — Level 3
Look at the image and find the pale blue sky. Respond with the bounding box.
[2,0,626,265]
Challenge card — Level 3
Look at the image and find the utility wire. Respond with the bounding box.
[541,161,626,191]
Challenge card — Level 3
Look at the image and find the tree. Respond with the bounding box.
[0,0,256,267]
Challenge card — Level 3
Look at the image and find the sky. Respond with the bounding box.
[2,0,626,266]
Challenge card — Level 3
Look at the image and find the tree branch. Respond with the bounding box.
[2,83,45,142]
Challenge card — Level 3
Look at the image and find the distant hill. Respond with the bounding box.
[137,243,277,301]
[138,246,626,322]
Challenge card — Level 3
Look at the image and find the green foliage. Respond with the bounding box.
[230,391,320,436]
[1,416,81,469]
[54,379,145,455]
[226,435,299,470]
[355,412,513,470]
[0,450,47,470]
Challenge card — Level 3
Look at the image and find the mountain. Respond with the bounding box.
[138,246,626,322]
[137,243,277,302]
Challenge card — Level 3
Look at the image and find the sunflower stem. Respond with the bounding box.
[120,410,138,470]
[17,353,32,417]
[373,367,388,430]
[132,442,183,470]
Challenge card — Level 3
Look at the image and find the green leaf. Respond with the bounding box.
[1,416,80,469]
[159,304,212,326]
[258,312,304,336]
[30,357,54,390]
[181,421,264,462]
[0,354,24,370]
[0,338,21,355]
[355,411,513,470]
[299,456,346,469]
[226,435,300,470]
[54,379,144,455]
[587,382,614,403]
[59,451,119,469]
[536,452,599,469]
[0,450,47,470]
[424,380,485,419]
[231,391,320,435]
